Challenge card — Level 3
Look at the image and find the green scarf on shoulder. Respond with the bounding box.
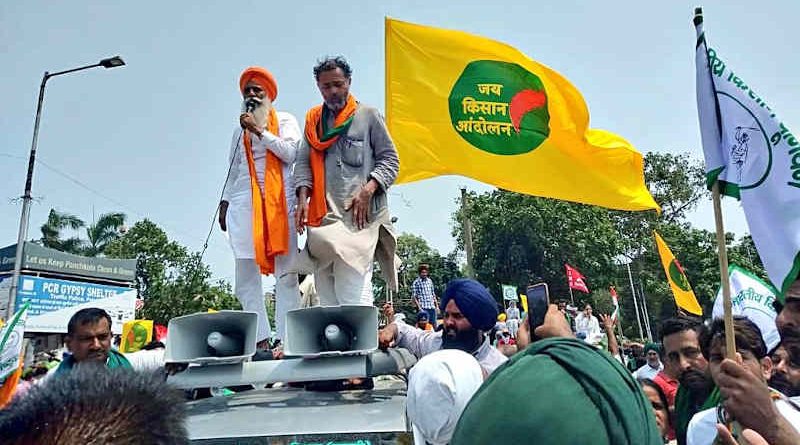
[674,384,721,445]
[55,349,133,375]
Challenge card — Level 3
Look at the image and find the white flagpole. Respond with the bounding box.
[626,261,645,340]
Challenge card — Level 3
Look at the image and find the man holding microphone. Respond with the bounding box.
[219,66,301,348]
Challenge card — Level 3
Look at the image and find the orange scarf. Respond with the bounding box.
[303,95,358,227]
[244,108,288,274]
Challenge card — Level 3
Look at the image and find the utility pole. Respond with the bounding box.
[460,187,474,278]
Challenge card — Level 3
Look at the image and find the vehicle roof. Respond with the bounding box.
[185,377,409,441]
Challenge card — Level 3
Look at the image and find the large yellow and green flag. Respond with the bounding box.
[385,18,660,212]
[654,231,703,315]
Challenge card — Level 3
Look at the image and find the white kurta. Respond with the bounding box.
[222,111,302,342]
[634,362,664,380]
[394,321,508,375]
[222,111,300,257]
[687,397,800,445]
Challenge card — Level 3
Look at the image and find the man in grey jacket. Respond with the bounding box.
[295,56,399,306]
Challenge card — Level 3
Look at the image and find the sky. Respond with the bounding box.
[2,1,798,291]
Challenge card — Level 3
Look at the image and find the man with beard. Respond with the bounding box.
[770,341,800,397]
[634,343,664,380]
[220,66,301,347]
[54,308,131,375]
[660,317,718,445]
[686,316,800,445]
[294,56,399,306]
[775,278,800,342]
[378,278,507,374]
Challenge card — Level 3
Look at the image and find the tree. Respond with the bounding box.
[39,208,85,254]
[449,151,765,340]
[372,233,461,320]
[105,219,239,324]
[453,190,624,306]
[82,212,126,257]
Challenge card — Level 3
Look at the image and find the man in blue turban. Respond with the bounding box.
[379,278,507,374]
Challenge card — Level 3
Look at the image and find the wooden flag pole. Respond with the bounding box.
[712,182,737,360]
[460,187,475,278]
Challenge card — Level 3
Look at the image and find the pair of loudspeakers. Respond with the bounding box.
[164,306,378,364]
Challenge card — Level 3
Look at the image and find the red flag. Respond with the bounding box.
[154,324,168,342]
[565,264,590,293]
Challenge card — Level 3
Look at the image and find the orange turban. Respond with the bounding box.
[239,66,278,101]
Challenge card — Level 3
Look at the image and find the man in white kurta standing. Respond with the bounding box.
[219,66,301,348]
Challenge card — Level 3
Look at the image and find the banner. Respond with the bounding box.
[501,284,518,301]
[12,275,135,334]
[712,264,780,351]
[120,319,153,353]
[565,264,589,293]
[695,15,800,297]
[654,231,703,315]
[385,18,659,212]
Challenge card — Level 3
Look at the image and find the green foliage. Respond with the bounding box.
[83,212,126,256]
[40,208,85,254]
[39,208,126,257]
[372,233,461,320]
[105,219,239,324]
[452,152,768,341]
[456,190,623,305]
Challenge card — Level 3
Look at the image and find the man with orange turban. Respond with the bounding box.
[220,66,301,348]
[294,56,399,305]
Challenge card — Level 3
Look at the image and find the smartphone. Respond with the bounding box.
[526,283,550,336]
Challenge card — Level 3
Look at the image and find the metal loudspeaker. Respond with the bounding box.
[283,305,378,358]
[164,311,258,365]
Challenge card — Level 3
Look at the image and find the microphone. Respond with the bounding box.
[245,97,261,113]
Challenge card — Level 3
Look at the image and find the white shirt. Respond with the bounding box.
[634,361,664,380]
[221,112,300,259]
[395,321,507,375]
[124,348,165,372]
[574,312,601,338]
[687,397,800,445]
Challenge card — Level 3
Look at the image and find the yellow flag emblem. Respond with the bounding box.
[654,231,703,315]
[385,18,659,212]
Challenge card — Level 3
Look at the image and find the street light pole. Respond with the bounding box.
[5,57,125,320]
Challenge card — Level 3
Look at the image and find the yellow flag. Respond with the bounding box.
[385,18,659,212]
[654,231,703,315]
[120,319,153,353]
[519,295,528,314]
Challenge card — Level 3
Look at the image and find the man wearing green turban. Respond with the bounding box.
[451,306,662,445]
[634,342,664,380]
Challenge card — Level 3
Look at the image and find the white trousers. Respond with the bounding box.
[315,261,374,306]
[234,255,300,343]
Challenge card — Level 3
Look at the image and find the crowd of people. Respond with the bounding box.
[1,57,800,444]
[389,264,800,445]
[2,268,800,444]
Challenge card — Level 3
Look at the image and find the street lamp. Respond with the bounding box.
[5,56,126,320]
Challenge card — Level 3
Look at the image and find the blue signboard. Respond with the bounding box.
[12,275,136,333]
